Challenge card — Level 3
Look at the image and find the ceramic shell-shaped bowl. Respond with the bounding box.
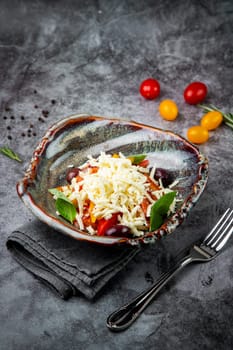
[17,115,208,246]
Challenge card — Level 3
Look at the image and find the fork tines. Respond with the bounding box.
[204,208,233,251]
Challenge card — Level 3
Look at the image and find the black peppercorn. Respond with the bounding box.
[42,110,49,117]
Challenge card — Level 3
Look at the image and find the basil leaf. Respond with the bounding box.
[128,154,147,165]
[48,188,71,203]
[150,191,176,231]
[49,189,76,223]
[55,198,76,224]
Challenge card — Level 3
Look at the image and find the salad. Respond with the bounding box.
[49,152,178,237]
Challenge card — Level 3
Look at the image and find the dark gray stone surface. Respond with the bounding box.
[0,1,232,349]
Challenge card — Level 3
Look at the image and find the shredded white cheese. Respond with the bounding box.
[56,152,177,236]
[69,152,150,235]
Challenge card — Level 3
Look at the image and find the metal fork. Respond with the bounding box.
[107,208,233,332]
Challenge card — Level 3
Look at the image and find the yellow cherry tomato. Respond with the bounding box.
[159,99,179,120]
[200,111,223,130]
[187,125,209,144]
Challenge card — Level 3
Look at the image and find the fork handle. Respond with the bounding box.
[106,254,193,331]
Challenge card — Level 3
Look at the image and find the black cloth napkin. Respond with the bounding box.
[6,220,140,300]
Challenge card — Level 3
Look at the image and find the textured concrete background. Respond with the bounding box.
[0,1,233,349]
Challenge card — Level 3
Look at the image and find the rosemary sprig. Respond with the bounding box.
[198,104,233,130]
[0,146,22,162]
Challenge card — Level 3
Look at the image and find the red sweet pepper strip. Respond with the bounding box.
[137,159,149,167]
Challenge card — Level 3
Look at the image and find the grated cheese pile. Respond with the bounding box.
[56,152,177,236]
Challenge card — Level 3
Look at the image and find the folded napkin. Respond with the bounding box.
[6,220,140,300]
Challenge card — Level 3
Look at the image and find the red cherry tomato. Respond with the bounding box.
[140,78,160,100]
[184,82,207,105]
[97,213,118,236]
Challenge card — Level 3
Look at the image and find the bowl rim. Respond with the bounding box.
[16,114,209,246]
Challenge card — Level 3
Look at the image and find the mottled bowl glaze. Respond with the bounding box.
[17,114,208,246]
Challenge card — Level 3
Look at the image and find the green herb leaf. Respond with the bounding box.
[150,191,176,231]
[49,188,77,223]
[128,154,147,165]
[48,188,71,202]
[198,104,233,130]
[55,198,77,224]
[0,146,22,162]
